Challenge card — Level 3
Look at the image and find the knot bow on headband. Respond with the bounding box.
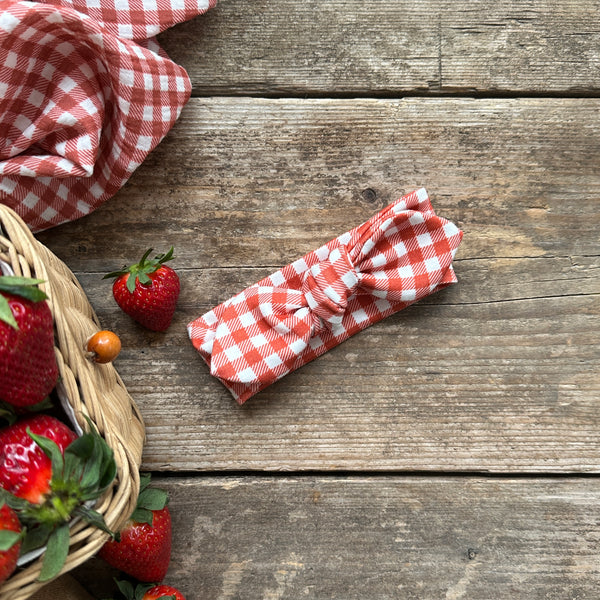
[188,188,463,404]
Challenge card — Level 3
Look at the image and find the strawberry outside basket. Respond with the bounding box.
[0,204,146,600]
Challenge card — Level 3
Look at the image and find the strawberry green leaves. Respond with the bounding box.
[0,528,21,552]
[130,474,169,527]
[0,419,117,582]
[104,248,175,294]
[39,521,70,582]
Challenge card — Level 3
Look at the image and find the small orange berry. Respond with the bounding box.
[86,330,121,364]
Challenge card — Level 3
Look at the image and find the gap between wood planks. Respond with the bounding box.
[148,469,600,480]
[188,90,600,100]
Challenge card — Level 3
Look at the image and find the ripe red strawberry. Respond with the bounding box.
[104,248,180,332]
[115,580,186,600]
[0,414,117,581]
[143,585,186,600]
[99,474,172,582]
[0,502,22,584]
[0,414,77,503]
[0,276,59,408]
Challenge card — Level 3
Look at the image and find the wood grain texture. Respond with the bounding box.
[9,2,600,598]
[36,98,600,473]
[74,476,600,599]
[37,97,600,270]
[156,0,600,95]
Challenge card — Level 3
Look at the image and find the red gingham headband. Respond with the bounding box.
[188,188,464,404]
[0,0,216,232]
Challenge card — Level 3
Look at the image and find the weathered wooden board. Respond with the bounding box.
[36,97,600,473]
[37,97,600,270]
[157,0,600,95]
[74,476,600,599]
[62,281,600,473]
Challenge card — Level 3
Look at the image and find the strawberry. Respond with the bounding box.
[0,414,77,503]
[0,276,59,408]
[99,474,172,582]
[114,580,186,600]
[142,585,186,600]
[0,414,117,581]
[104,248,180,332]
[0,502,22,584]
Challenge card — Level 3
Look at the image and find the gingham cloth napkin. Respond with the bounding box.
[0,0,216,232]
[188,188,464,404]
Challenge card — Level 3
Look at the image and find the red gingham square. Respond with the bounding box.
[0,0,216,232]
[188,188,464,404]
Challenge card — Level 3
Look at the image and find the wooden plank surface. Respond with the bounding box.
[74,476,600,599]
[37,97,600,269]
[157,0,600,95]
[37,98,600,473]
[23,1,600,598]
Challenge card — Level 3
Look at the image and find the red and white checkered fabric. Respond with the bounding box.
[0,0,216,232]
[188,188,464,404]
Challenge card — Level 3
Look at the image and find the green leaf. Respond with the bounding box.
[62,451,81,485]
[130,507,154,526]
[97,454,117,494]
[65,418,116,497]
[63,431,97,484]
[24,397,55,413]
[0,294,18,329]
[28,430,64,478]
[138,248,154,266]
[138,473,152,494]
[134,583,157,600]
[0,488,30,512]
[21,523,53,554]
[66,433,95,461]
[0,276,45,288]
[137,272,152,286]
[103,267,128,280]
[156,246,175,264]
[126,274,137,293]
[74,506,113,536]
[75,436,102,490]
[137,487,168,512]
[38,523,70,582]
[0,529,21,551]
[0,276,47,302]
[115,579,136,600]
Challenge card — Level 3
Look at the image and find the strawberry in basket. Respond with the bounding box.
[0,414,117,581]
[104,248,180,332]
[0,276,59,408]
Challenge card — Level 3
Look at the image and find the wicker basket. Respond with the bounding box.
[0,204,146,600]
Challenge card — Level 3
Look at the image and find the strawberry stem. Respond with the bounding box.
[50,495,72,522]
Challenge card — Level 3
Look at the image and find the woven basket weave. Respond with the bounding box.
[0,204,146,600]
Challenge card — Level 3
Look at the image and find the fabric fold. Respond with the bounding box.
[0,0,216,231]
[188,188,464,404]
